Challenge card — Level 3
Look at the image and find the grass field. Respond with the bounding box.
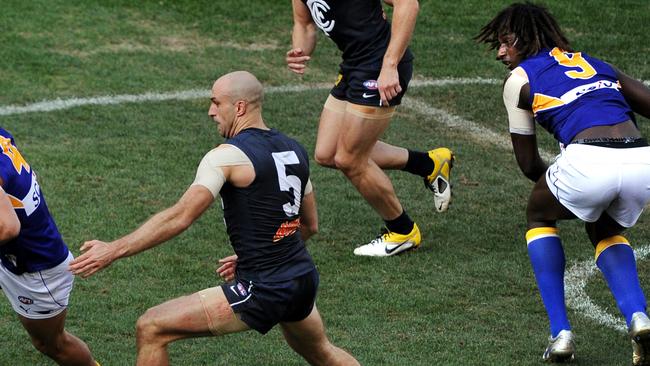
[2,1,650,365]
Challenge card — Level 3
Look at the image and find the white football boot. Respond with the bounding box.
[353,224,421,257]
[542,329,575,363]
[630,312,650,366]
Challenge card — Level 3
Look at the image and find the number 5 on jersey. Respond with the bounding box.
[272,151,302,216]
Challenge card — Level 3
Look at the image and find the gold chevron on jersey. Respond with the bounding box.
[532,93,565,114]
[6,171,41,216]
[532,79,621,114]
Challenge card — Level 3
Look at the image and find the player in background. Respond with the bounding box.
[69,71,359,366]
[287,0,454,257]
[0,128,99,365]
[477,3,650,364]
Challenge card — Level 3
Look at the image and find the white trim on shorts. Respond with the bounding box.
[546,144,650,227]
[0,252,74,319]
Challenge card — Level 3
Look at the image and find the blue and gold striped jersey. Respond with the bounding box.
[520,47,635,144]
[0,128,68,274]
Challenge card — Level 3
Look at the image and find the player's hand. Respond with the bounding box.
[216,254,238,282]
[377,65,401,107]
[68,240,115,278]
[286,48,310,74]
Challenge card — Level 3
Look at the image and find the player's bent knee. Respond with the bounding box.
[30,332,65,358]
[332,153,358,173]
[136,309,164,342]
[29,336,49,355]
[313,150,336,168]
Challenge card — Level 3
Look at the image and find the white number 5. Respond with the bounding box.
[272,151,302,216]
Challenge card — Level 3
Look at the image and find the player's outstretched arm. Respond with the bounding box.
[616,68,650,119]
[69,186,215,278]
[378,0,418,106]
[287,0,317,74]
[0,185,20,244]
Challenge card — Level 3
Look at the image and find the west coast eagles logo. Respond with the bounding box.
[306,0,335,36]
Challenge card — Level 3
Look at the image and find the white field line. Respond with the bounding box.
[1,77,647,117]
[0,77,499,116]
[565,245,650,333]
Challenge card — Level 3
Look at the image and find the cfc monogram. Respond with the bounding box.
[306,0,334,36]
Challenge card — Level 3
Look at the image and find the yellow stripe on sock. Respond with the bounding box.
[525,227,559,244]
[595,235,630,261]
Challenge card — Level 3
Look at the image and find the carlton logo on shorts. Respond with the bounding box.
[363,80,378,90]
[18,296,33,305]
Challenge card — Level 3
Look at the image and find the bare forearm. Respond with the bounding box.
[292,23,317,56]
[111,205,191,259]
[383,0,418,67]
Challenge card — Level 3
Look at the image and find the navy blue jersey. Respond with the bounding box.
[0,128,68,274]
[300,0,414,69]
[221,128,314,283]
[520,47,635,144]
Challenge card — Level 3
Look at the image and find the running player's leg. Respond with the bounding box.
[135,287,248,366]
[280,306,359,366]
[314,96,346,168]
[334,109,402,220]
[334,108,421,256]
[19,310,96,366]
[315,96,410,170]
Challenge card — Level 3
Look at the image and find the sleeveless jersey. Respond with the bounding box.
[221,128,315,283]
[520,47,635,144]
[0,128,68,274]
[300,0,414,68]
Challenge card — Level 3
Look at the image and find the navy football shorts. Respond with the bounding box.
[330,60,413,107]
[221,269,319,334]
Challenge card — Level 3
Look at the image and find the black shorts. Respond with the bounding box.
[330,61,413,107]
[221,269,319,334]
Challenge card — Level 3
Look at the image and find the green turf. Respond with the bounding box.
[1,1,650,365]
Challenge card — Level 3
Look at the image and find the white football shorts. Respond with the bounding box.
[546,143,650,227]
[0,252,74,319]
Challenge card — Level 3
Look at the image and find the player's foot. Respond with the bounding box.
[353,224,421,257]
[542,329,575,363]
[424,147,454,213]
[630,312,650,366]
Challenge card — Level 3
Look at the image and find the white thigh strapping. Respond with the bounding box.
[546,144,650,227]
[0,252,73,319]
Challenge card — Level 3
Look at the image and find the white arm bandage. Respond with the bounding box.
[191,145,252,198]
[503,67,535,135]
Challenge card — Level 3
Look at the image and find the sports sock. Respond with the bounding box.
[595,236,647,327]
[402,149,434,177]
[384,210,414,235]
[526,227,571,337]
